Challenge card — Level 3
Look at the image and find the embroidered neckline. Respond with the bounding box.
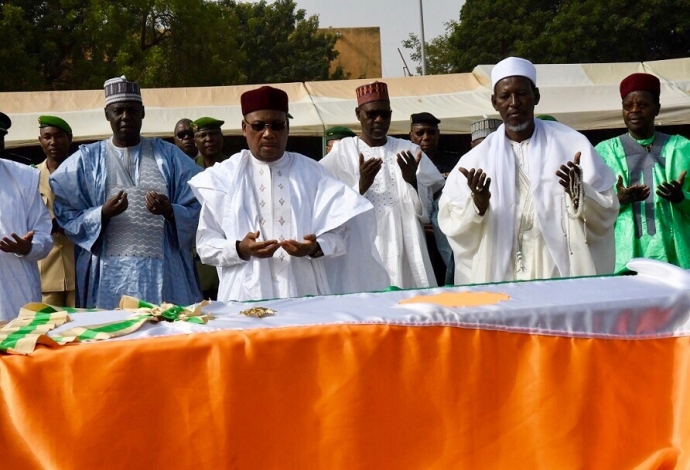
[632,133,655,152]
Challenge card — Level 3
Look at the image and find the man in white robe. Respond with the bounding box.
[0,112,54,321]
[320,81,445,289]
[189,86,388,301]
[439,57,619,285]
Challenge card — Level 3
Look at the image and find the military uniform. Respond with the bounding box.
[37,161,76,306]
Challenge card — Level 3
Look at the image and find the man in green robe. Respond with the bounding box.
[595,73,690,272]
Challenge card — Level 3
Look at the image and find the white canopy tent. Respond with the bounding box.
[2,58,690,148]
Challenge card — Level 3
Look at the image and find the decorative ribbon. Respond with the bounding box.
[0,296,210,356]
[0,304,78,355]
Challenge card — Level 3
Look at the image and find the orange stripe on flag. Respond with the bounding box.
[0,324,688,469]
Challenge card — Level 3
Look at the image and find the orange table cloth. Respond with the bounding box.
[2,267,690,469]
[2,325,690,468]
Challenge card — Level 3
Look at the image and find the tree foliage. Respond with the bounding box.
[401,26,457,76]
[403,0,690,74]
[0,0,341,91]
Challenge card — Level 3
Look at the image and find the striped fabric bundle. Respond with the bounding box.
[0,296,209,355]
[0,304,74,355]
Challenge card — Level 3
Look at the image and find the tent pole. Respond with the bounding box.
[418,0,427,76]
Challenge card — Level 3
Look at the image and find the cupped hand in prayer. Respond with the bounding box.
[459,167,491,216]
[556,152,582,193]
[145,191,174,220]
[657,170,687,204]
[396,150,421,189]
[556,152,583,209]
[358,152,382,195]
[237,230,280,260]
[102,190,128,221]
[0,231,34,256]
[615,175,650,205]
[282,234,322,258]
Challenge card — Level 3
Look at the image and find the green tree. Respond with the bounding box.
[220,0,341,84]
[401,25,457,75]
[0,3,43,91]
[402,0,690,74]
[0,0,341,91]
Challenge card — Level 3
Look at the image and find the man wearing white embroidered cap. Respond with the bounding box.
[50,76,203,309]
[438,57,620,284]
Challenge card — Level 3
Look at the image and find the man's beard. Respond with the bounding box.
[505,120,531,133]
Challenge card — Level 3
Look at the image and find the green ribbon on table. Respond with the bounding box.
[0,304,78,355]
[52,295,210,345]
[0,296,210,355]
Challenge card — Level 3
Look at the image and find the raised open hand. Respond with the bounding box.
[145,191,174,219]
[396,150,421,188]
[102,190,128,221]
[459,167,491,216]
[657,170,687,204]
[281,234,321,258]
[236,230,281,260]
[358,152,382,195]
[0,231,34,256]
[615,175,650,205]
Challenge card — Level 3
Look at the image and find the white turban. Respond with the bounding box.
[491,57,537,90]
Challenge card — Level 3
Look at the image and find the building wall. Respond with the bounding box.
[322,27,382,80]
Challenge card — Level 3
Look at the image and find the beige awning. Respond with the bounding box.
[3,58,690,148]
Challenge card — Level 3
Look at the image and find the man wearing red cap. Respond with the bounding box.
[596,73,690,271]
[188,86,388,301]
[320,81,445,289]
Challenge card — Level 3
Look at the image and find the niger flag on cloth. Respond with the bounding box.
[1,259,689,469]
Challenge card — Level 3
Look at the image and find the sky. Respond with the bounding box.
[249,0,465,78]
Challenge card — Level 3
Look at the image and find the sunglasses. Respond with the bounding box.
[244,120,287,132]
[364,110,392,120]
[175,131,194,139]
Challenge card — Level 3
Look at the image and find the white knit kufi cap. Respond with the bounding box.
[104,76,142,106]
[491,57,537,90]
[470,117,503,142]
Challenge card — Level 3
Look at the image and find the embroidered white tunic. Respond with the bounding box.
[189,150,388,301]
[508,139,559,281]
[321,136,445,289]
[439,119,619,285]
[249,153,314,294]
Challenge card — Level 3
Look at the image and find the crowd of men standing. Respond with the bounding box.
[1,56,689,322]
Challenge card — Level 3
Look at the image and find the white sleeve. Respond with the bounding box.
[564,184,619,276]
[438,193,492,284]
[196,201,246,267]
[24,181,53,262]
[315,225,347,259]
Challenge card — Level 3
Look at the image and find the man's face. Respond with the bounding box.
[622,91,659,139]
[174,120,197,157]
[471,137,485,149]
[105,101,145,147]
[38,126,72,163]
[242,109,289,163]
[325,139,338,154]
[410,124,439,155]
[491,76,539,135]
[356,101,391,145]
[194,128,224,159]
